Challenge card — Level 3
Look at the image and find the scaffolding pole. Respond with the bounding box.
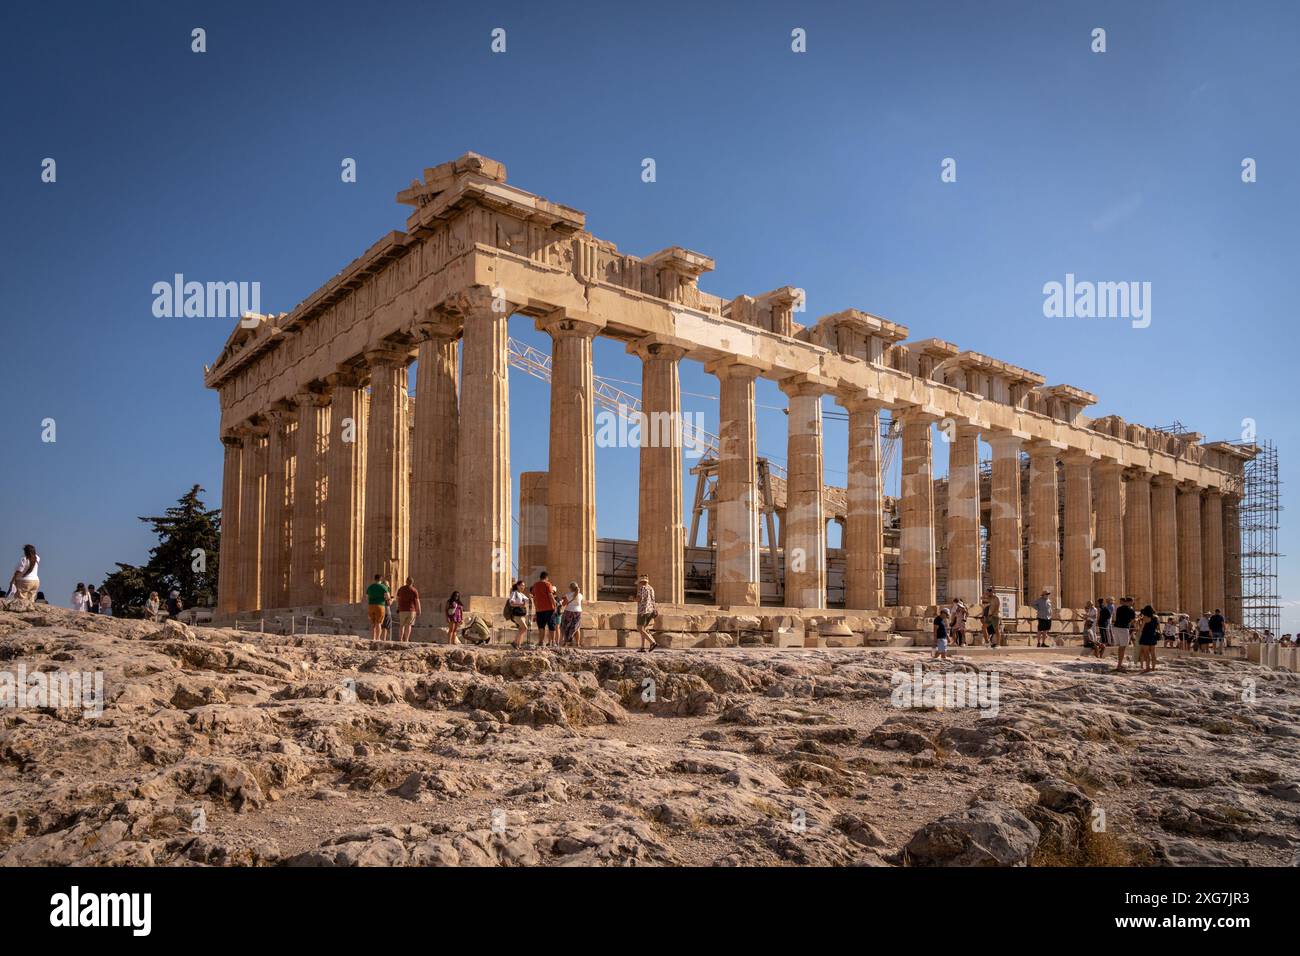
[1237,439,1281,635]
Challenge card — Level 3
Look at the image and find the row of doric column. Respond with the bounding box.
[218,306,1241,621]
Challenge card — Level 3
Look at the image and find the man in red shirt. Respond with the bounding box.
[395,577,421,643]
[531,571,558,647]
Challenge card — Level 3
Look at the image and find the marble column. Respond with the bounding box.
[456,291,512,598]
[633,339,687,605]
[897,409,937,608]
[363,349,411,587]
[1201,490,1225,614]
[217,434,243,615]
[291,390,330,606]
[780,378,827,609]
[839,395,885,611]
[1223,493,1243,623]
[1061,451,1095,609]
[987,433,1024,598]
[1150,475,1180,612]
[238,424,268,612]
[543,316,600,598]
[708,359,762,607]
[1093,460,1126,602]
[945,423,982,605]
[261,406,296,609]
[410,327,460,604]
[518,471,549,581]
[1026,443,1061,603]
[324,372,367,604]
[1124,469,1153,603]
[1177,483,1203,614]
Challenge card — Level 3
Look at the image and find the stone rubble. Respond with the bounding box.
[1,604,1296,867]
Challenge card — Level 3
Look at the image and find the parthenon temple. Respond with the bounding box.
[205,153,1256,644]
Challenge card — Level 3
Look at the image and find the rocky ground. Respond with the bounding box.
[1,603,1297,867]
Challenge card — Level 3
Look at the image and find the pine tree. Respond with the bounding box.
[101,486,221,617]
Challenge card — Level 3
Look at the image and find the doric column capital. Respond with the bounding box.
[293,386,332,409]
[538,313,603,340]
[220,431,244,447]
[1151,472,1178,487]
[1123,466,1154,484]
[436,284,514,320]
[986,431,1025,455]
[1095,457,1125,476]
[410,317,462,344]
[778,373,834,399]
[705,356,764,381]
[834,389,889,413]
[628,335,688,363]
[363,346,414,370]
[325,367,369,391]
[1177,479,1202,495]
[1061,448,1100,465]
[1025,439,1066,460]
[241,418,271,440]
[264,402,299,427]
[892,402,943,425]
[1203,487,1224,500]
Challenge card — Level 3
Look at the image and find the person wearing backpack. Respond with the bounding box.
[505,580,530,649]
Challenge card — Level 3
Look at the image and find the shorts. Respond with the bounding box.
[1109,625,1131,648]
[637,612,656,628]
[367,605,385,625]
[1213,633,1225,643]
[935,638,948,652]
[1197,633,1212,645]
[1036,618,1051,631]
[399,611,416,627]
[535,609,557,630]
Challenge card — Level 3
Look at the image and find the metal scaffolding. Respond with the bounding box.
[1238,439,1281,635]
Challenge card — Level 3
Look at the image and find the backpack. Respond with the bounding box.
[463,615,491,644]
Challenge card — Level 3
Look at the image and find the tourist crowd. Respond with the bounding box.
[9,541,1286,664]
[935,586,1236,673]
[358,568,662,651]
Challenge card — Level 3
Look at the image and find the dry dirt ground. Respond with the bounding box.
[1,604,1297,867]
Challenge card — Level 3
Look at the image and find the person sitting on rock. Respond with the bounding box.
[7,544,40,606]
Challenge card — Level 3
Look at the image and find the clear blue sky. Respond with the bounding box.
[1,0,1294,628]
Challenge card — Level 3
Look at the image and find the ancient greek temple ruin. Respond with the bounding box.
[205,152,1255,642]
